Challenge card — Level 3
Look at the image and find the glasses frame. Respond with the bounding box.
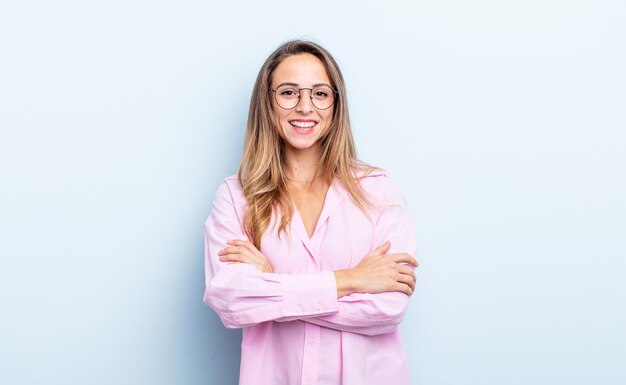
[270,86,338,110]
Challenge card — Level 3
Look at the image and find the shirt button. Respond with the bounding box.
[316,302,322,311]
[309,337,316,345]
[296,304,303,312]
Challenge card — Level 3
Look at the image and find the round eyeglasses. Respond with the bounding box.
[270,85,338,110]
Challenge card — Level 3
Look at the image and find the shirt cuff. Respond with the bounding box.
[281,271,339,317]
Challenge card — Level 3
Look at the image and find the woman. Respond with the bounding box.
[204,40,418,385]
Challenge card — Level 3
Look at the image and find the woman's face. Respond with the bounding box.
[270,53,334,153]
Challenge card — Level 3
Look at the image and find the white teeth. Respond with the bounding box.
[290,121,316,128]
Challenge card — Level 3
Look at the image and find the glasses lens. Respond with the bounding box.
[274,86,300,109]
[274,85,336,110]
[311,86,335,110]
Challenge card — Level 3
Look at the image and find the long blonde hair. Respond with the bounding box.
[239,40,375,248]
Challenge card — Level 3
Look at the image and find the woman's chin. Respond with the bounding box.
[284,138,320,152]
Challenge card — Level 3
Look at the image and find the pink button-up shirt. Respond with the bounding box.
[203,170,416,385]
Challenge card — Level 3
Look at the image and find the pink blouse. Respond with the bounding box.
[203,170,416,385]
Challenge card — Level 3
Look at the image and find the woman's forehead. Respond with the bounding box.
[272,53,330,86]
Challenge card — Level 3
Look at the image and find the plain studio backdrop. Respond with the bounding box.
[1,1,625,384]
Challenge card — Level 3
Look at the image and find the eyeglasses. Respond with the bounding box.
[270,84,338,110]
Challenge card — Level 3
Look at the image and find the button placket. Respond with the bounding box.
[299,234,325,385]
[300,323,321,385]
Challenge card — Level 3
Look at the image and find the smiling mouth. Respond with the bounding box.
[289,120,317,128]
[289,120,318,134]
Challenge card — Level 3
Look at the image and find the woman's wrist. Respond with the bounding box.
[334,269,359,298]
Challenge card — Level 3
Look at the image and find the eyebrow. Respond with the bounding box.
[275,82,333,88]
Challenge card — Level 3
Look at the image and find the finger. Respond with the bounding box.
[397,265,416,280]
[236,247,265,266]
[236,250,264,267]
[219,253,260,269]
[228,239,250,248]
[229,240,266,260]
[394,282,413,296]
[218,253,244,262]
[219,246,255,261]
[220,246,264,266]
[219,247,262,264]
[392,253,418,267]
[396,272,416,291]
[244,242,266,260]
[372,241,391,256]
[218,246,245,256]
[226,239,252,251]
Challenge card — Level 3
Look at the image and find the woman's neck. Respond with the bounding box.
[283,145,324,189]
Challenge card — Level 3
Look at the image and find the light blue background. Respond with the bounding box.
[1,1,625,384]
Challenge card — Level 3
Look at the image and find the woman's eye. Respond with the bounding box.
[314,91,328,98]
[281,90,296,96]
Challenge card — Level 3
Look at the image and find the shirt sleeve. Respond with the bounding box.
[203,180,340,329]
[300,174,417,336]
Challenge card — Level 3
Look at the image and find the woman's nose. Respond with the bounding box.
[295,90,314,113]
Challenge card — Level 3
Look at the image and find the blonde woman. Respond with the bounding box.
[203,40,418,385]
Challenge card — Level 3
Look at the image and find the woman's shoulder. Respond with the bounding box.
[350,164,403,206]
[223,173,243,190]
[213,173,243,198]
[208,174,247,220]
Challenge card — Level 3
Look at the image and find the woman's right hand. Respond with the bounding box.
[334,241,418,298]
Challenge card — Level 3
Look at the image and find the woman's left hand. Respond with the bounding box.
[218,240,275,273]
